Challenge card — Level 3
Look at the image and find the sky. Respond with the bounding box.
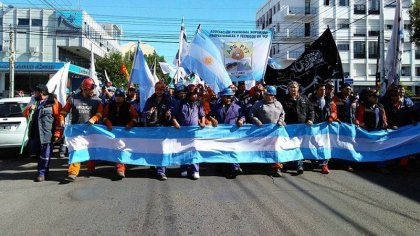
[8,0,266,64]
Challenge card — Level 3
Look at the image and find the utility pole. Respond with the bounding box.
[8,24,15,98]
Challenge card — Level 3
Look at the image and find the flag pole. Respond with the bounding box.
[20,101,38,155]
[379,0,385,93]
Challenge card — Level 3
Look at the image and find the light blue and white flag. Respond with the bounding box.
[383,0,404,94]
[129,42,158,111]
[181,30,232,93]
[65,123,420,166]
[207,29,272,82]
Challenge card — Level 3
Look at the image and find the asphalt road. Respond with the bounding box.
[1,149,419,236]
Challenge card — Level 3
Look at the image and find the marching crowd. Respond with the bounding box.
[24,78,419,182]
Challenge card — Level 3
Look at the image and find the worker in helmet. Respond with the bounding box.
[103,88,139,178]
[60,78,103,182]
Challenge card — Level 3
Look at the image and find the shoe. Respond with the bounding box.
[67,174,77,182]
[297,166,304,175]
[35,176,45,182]
[192,172,200,180]
[347,166,354,172]
[59,153,66,158]
[321,165,330,174]
[158,173,167,181]
[272,168,283,177]
[117,171,125,178]
[180,171,188,177]
[228,168,243,179]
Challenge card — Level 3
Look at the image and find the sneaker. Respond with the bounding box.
[35,176,45,182]
[272,168,283,177]
[228,168,243,179]
[158,173,167,181]
[67,174,77,182]
[297,166,304,175]
[347,166,354,172]
[180,171,188,177]
[192,172,200,180]
[321,165,330,174]
[117,171,125,178]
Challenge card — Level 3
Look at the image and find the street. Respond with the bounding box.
[1,150,419,236]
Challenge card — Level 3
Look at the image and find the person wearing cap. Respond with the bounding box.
[249,85,286,177]
[171,86,206,180]
[101,85,116,105]
[102,88,138,178]
[209,87,246,178]
[60,78,104,182]
[23,84,63,182]
[143,81,172,180]
[308,83,338,174]
[167,83,176,98]
[356,89,389,173]
[281,81,314,175]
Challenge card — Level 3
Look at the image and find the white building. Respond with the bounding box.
[0,4,122,96]
[256,0,419,93]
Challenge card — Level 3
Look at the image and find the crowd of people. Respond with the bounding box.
[23,78,419,182]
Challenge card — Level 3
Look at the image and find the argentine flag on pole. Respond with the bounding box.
[46,62,70,106]
[129,42,158,111]
[181,30,232,93]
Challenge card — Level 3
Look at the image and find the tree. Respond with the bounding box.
[96,50,171,89]
[96,51,132,88]
[409,0,420,44]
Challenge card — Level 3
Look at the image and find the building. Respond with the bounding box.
[0,4,122,97]
[256,0,419,93]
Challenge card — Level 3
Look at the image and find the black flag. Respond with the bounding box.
[264,28,343,94]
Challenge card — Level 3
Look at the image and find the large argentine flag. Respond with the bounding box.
[65,122,420,166]
[181,30,232,93]
[129,42,158,111]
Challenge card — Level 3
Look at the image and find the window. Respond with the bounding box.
[401,66,411,76]
[368,31,379,36]
[416,49,420,59]
[18,18,29,26]
[369,0,380,14]
[354,4,366,14]
[338,23,349,29]
[324,0,330,6]
[31,19,42,27]
[305,23,311,36]
[416,67,420,76]
[354,41,366,58]
[339,0,349,6]
[368,41,378,58]
[337,44,349,51]
[386,24,393,30]
[305,0,311,15]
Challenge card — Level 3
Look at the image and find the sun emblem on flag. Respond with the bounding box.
[204,56,213,65]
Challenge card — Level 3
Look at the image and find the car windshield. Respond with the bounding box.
[0,103,27,117]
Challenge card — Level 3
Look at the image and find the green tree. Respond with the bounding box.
[96,51,171,89]
[96,51,132,88]
[409,0,420,44]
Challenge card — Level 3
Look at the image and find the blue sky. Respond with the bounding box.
[9,0,266,63]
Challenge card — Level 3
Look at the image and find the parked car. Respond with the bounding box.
[0,97,32,149]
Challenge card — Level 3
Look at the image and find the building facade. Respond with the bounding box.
[0,4,122,97]
[256,0,419,93]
